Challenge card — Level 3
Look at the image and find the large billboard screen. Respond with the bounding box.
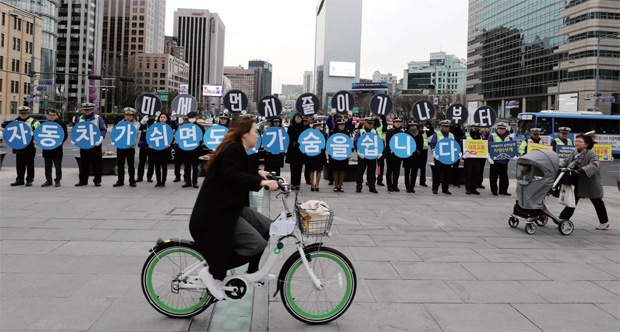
[430,52,445,66]
[202,85,223,97]
[329,61,356,78]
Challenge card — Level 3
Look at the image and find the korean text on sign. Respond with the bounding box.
[4,121,33,150]
[71,122,102,150]
[262,127,289,154]
[34,122,63,150]
[204,125,229,150]
[326,133,353,161]
[175,123,202,151]
[356,132,383,160]
[110,121,138,149]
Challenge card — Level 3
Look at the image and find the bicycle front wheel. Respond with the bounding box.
[141,243,212,318]
[279,246,356,324]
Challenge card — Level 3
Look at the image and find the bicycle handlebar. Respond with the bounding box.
[263,172,289,192]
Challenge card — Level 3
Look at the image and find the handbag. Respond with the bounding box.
[558,184,576,208]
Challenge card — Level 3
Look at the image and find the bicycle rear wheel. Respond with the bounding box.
[279,246,356,324]
[141,243,212,318]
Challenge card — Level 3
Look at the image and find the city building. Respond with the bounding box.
[303,70,313,93]
[403,53,467,95]
[281,84,303,96]
[164,36,185,62]
[314,0,362,109]
[174,8,225,106]
[4,0,59,113]
[224,65,259,109]
[467,0,620,117]
[0,2,42,118]
[249,59,272,98]
[56,0,104,111]
[372,71,398,95]
[132,53,189,94]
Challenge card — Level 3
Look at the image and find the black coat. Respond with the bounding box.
[189,142,263,273]
[42,119,68,158]
[328,128,350,171]
[384,126,403,155]
[404,128,424,168]
[9,116,39,154]
[286,122,306,164]
[305,130,328,171]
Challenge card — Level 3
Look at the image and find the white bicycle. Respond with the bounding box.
[141,175,357,324]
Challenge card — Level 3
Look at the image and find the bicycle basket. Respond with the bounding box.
[295,201,334,236]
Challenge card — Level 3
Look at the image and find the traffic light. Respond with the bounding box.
[23,96,29,107]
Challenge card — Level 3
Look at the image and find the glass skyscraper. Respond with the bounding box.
[314,0,362,109]
[467,0,619,117]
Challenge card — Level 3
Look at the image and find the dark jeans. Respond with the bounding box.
[44,156,63,183]
[419,149,428,184]
[79,145,102,184]
[559,196,609,223]
[304,166,311,184]
[137,148,154,181]
[183,153,199,184]
[174,150,184,179]
[356,158,377,189]
[432,160,451,192]
[117,148,135,184]
[289,162,304,187]
[477,158,486,186]
[154,163,168,183]
[404,156,420,190]
[264,166,281,176]
[386,155,402,189]
[15,152,36,182]
[489,163,509,194]
[464,158,483,191]
[377,154,385,183]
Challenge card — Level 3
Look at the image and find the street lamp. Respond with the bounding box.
[594,32,620,112]
[556,60,574,110]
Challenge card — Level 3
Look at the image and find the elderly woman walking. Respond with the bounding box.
[558,133,609,230]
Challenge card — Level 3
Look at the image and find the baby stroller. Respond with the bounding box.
[508,149,574,235]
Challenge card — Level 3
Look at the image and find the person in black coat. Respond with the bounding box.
[450,124,465,187]
[263,116,285,176]
[385,118,404,192]
[305,121,328,191]
[404,121,424,193]
[4,106,41,186]
[189,116,278,300]
[41,109,68,187]
[286,113,306,188]
[329,120,349,192]
[150,113,174,188]
[182,111,205,188]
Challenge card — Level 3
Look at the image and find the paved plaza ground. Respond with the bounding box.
[0,167,618,331]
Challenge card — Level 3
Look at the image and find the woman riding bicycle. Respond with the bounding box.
[189,116,279,300]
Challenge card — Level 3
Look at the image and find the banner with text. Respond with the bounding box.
[527,142,553,154]
[488,141,518,160]
[462,139,488,158]
[593,144,613,162]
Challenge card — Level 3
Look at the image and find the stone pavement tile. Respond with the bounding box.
[586,235,620,250]
[356,216,409,226]
[0,239,66,255]
[85,210,166,220]
[58,255,146,275]
[93,218,159,230]
[121,241,156,256]
[460,262,549,280]
[105,229,178,241]
[320,234,376,247]
[512,303,619,331]
[335,303,442,331]
[335,225,395,235]
[331,208,377,217]
[392,262,477,280]
[591,249,620,263]
[526,262,617,280]
[43,228,117,241]
[29,208,95,219]
[536,249,617,263]
[0,217,49,228]
[440,226,501,237]
[487,226,556,238]
[268,303,339,332]
[405,216,461,228]
[354,261,401,280]
[483,236,553,249]
[366,280,462,303]
[596,303,620,319]
[428,236,498,249]
[0,297,113,331]
[348,246,422,262]
[594,281,620,296]
[389,225,449,237]
[445,280,547,303]
[72,274,144,299]
[88,298,193,331]
[0,254,75,273]
[591,263,620,278]
[351,279,377,303]
[413,248,488,262]
[0,273,93,298]
[49,240,133,255]
[474,248,551,262]
[151,219,191,230]
[425,303,540,332]
[0,228,59,240]
[38,218,105,229]
[331,215,360,225]
[370,235,436,247]
[521,280,619,303]
[540,238,610,250]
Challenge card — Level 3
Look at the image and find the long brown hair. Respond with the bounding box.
[204,115,255,172]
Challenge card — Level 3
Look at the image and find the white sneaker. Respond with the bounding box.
[259,273,277,283]
[596,222,610,230]
[199,267,226,300]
